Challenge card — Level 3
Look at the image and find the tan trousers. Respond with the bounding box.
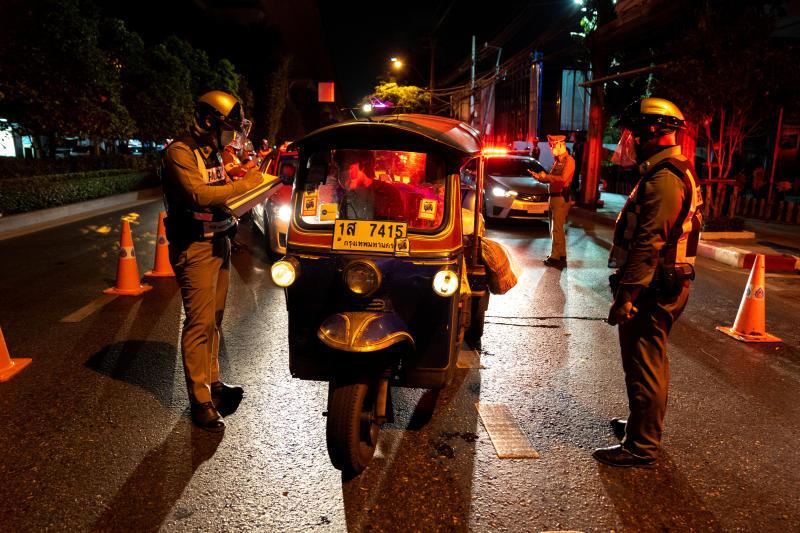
[170,237,231,404]
[618,284,689,459]
[548,195,571,259]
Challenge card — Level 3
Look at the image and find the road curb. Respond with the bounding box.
[572,207,799,273]
[697,241,799,273]
[0,187,162,241]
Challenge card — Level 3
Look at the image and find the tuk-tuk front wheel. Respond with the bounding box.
[326,380,380,477]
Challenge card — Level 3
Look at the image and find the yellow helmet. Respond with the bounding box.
[194,90,245,132]
[621,97,685,136]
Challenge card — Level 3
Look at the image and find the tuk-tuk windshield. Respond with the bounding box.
[298,149,447,231]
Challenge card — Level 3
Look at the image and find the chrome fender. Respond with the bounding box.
[317,312,414,353]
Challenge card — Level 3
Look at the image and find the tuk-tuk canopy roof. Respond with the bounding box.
[288,114,482,157]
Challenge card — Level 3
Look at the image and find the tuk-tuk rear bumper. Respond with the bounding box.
[317,312,415,353]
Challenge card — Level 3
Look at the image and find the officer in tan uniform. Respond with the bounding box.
[162,90,263,431]
[528,134,575,268]
[593,98,703,466]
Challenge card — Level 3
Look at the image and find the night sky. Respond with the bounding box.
[101,0,578,108]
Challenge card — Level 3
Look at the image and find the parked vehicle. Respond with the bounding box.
[251,149,298,260]
[461,150,548,221]
[270,114,490,477]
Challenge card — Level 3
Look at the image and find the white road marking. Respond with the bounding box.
[60,294,118,323]
[476,402,540,459]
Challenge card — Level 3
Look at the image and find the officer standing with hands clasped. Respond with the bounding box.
[161,90,264,431]
[528,134,575,269]
[594,97,703,467]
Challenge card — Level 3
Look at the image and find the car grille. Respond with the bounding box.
[517,192,548,202]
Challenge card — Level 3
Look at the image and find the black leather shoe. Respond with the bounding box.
[611,417,627,440]
[211,382,244,416]
[543,257,567,269]
[592,444,656,468]
[191,402,225,432]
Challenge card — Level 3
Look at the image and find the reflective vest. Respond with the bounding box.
[162,136,236,240]
[609,154,703,271]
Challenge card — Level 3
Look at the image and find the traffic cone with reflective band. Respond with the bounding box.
[104,219,152,296]
[716,254,781,343]
[144,211,175,277]
[0,327,31,382]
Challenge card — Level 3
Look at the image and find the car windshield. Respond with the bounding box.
[297,149,448,231]
[486,157,543,177]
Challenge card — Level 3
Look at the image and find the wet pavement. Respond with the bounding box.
[1,201,799,532]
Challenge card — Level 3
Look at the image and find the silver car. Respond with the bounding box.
[461,153,549,220]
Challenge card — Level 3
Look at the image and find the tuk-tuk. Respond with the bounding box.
[270,114,490,476]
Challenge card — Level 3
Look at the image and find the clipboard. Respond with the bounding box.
[223,173,281,217]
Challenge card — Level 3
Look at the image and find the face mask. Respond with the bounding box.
[611,129,638,167]
[550,142,566,158]
[219,129,235,149]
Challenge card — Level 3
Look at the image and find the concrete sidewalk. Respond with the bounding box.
[572,192,800,272]
[0,187,162,241]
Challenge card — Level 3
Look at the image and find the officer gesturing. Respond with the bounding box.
[161,90,263,431]
[527,134,575,269]
[594,98,703,466]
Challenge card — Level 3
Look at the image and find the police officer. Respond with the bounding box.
[528,134,575,268]
[593,97,702,467]
[162,90,263,431]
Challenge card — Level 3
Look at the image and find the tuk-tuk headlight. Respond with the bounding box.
[271,257,299,287]
[432,269,459,297]
[344,260,381,297]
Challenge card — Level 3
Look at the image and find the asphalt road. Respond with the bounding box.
[1,201,798,532]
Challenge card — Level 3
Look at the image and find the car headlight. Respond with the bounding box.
[491,186,518,198]
[343,260,381,297]
[432,269,459,297]
[271,257,299,287]
[277,205,292,221]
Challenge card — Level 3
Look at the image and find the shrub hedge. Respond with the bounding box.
[0,154,160,180]
[0,169,159,215]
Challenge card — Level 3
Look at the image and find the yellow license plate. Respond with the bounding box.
[332,220,407,253]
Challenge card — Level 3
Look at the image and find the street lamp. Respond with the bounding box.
[389,57,427,87]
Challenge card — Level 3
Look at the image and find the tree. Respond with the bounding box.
[366,82,431,113]
[265,56,291,144]
[0,0,133,155]
[654,0,796,218]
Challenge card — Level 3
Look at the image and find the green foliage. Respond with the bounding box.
[0,170,158,214]
[0,154,158,179]
[0,0,258,150]
[0,0,134,145]
[368,82,431,113]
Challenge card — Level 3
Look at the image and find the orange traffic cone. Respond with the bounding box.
[104,219,153,296]
[144,211,175,277]
[717,253,781,342]
[0,327,31,382]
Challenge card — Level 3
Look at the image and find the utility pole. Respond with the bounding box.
[429,37,435,114]
[528,51,543,145]
[469,35,476,127]
[582,47,607,208]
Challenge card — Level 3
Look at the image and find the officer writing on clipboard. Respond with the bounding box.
[594,97,703,466]
[161,90,263,431]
